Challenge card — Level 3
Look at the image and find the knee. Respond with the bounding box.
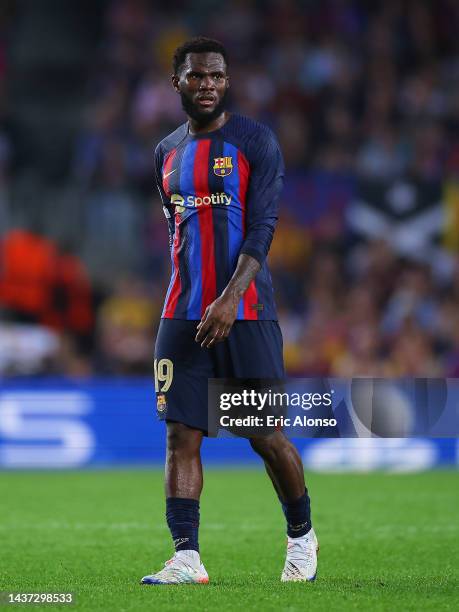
[167,422,202,456]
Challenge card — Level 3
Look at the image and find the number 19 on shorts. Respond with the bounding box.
[154,358,174,393]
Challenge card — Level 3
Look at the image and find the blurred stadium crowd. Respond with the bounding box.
[0,0,458,377]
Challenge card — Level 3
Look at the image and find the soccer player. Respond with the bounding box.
[141,37,318,585]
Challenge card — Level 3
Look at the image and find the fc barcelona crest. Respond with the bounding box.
[213,156,233,177]
[156,393,167,414]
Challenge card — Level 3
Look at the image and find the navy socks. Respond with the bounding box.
[166,497,200,552]
[165,492,310,552]
[281,491,312,538]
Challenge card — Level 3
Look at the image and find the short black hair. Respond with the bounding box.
[173,36,228,75]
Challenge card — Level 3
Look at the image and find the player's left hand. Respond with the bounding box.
[195,295,238,348]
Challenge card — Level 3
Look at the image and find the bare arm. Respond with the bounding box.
[195,254,260,348]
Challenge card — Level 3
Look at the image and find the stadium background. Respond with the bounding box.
[0,0,458,470]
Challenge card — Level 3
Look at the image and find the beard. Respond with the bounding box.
[180,89,228,127]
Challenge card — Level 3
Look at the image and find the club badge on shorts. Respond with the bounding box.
[213,156,233,177]
[156,393,167,417]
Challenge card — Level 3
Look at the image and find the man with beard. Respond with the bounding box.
[141,37,318,585]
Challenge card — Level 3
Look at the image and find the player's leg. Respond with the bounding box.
[250,430,318,582]
[225,321,318,581]
[249,430,306,501]
[165,421,203,498]
[141,320,211,585]
[164,421,203,557]
[249,432,313,538]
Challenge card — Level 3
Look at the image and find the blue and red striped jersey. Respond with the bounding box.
[154,113,284,321]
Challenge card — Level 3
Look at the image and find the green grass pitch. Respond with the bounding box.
[1,469,458,611]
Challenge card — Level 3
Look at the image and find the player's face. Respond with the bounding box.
[173,52,229,125]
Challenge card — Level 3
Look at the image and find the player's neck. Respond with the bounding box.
[188,111,230,135]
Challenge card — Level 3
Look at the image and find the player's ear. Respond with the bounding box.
[171,74,180,92]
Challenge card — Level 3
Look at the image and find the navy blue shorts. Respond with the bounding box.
[154,319,284,432]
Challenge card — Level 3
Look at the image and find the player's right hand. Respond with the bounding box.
[195,295,238,348]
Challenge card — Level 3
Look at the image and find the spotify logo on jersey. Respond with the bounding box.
[171,193,232,212]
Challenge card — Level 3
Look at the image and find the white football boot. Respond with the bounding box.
[281,527,319,582]
[141,550,209,585]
